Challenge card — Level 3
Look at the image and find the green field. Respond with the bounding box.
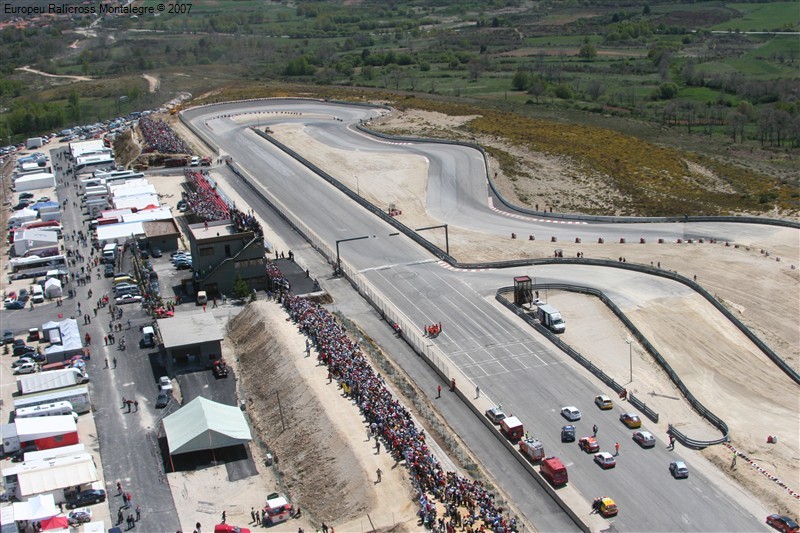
[711,2,800,31]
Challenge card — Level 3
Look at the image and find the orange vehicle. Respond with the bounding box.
[540,456,568,486]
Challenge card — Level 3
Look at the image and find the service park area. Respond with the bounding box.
[0,97,798,533]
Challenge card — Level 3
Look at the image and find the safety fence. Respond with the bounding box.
[496,284,736,449]
[183,100,795,445]
[357,124,800,230]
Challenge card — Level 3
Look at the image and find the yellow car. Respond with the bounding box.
[594,395,613,410]
[619,412,642,429]
[592,497,618,518]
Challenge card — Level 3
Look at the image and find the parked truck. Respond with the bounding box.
[500,416,524,442]
[537,304,566,333]
[26,137,45,149]
[519,437,545,462]
[17,368,88,395]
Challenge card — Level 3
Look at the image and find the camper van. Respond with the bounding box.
[16,401,77,421]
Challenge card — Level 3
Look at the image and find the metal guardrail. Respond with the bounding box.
[495,285,659,424]
[182,100,796,446]
[496,285,735,448]
[252,126,799,387]
[356,124,800,229]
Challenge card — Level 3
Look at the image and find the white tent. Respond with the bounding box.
[13,229,59,256]
[13,172,55,192]
[162,396,252,456]
[12,493,57,521]
[95,221,144,243]
[8,208,38,228]
[44,277,63,298]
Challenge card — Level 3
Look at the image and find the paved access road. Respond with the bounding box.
[183,100,777,531]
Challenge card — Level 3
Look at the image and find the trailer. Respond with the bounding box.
[26,137,44,149]
[17,368,88,395]
[13,385,91,415]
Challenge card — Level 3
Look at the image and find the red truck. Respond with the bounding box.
[540,456,568,486]
[164,157,189,168]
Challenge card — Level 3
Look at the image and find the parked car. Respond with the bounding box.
[669,460,689,479]
[104,265,116,277]
[17,289,29,302]
[485,406,507,425]
[159,376,173,391]
[4,300,25,310]
[68,508,93,524]
[2,330,14,345]
[115,294,143,305]
[766,514,800,533]
[12,201,30,211]
[561,425,576,442]
[13,362,38,375]
[175,261,192,270]
[140,249,150,259]
[632,430,656,448]
[65,489,106,509]
[12,357,36,368]
[594,452,616,469]
[13,344,36,357]
[156,390,170,408]
[18,192,33,200]
[594,395,613,410]
[560,406,581,421]
[150,247,162,258]
[579,437,600,453]
[620,412,642,429]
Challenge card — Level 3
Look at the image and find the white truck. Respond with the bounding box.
[26,137,45,149]
[17,368,89,395]
[537,304,566,333]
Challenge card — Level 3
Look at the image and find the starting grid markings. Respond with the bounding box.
[437,261,491,272]
[488,197,588,224]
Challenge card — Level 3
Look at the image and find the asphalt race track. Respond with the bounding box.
[182,100,779,531]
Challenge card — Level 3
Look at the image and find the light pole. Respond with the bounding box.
[335,235,370,276]
[626,340,633,384]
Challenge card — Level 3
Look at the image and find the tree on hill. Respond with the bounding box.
[579,42,597,61]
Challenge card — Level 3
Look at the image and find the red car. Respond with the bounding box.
[578,436,599,453]
[767,514,799,533]
[214,525,251,533]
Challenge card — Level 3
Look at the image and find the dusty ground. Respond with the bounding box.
[228,302,419,532]
[264,108,800,517]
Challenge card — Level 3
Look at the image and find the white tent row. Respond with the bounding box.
[12,493,57,521]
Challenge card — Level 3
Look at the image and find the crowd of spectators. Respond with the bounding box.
[139,117,191,154]
[231,207,263,238]
[279,289,518,533]
[183,170,230,221]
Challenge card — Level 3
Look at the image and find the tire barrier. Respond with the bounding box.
[722,442,800,500]
[640,238,646,244]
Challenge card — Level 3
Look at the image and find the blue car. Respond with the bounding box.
[4,300,25,310]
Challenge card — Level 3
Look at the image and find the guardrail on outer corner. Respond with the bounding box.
[356,124,800,229]
[496,285,737,449]
[182,101,798,388]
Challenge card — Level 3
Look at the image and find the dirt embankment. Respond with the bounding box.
[228,304,375,525]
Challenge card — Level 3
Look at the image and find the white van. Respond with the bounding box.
[102,243,117,263]
[141,326,156,348]
[31,285,45,304]
[16,401,77,420]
